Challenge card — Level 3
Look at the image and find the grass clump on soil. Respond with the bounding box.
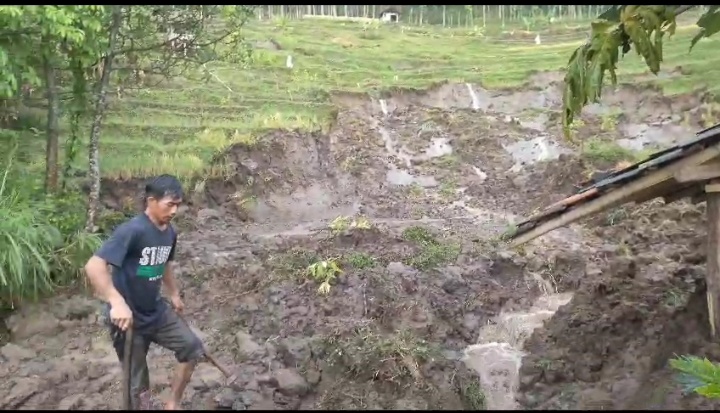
[457,379,487,410]
[580,139,647,165]
[345,252,377,269]
[324,327,439,384]
[402,226,461,270]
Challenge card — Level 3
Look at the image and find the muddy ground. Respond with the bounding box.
[2,73,720,410]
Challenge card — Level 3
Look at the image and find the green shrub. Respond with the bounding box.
[0,148,100,308]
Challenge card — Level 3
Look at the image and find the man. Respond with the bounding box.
[85,174,203,410]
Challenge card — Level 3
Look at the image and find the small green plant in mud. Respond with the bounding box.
[662,287,687,309]
[599,110,620,132]
[439,178,458,199]
[604,207,629,226]
[231,192,257,210]
[568,118,586,135]
[402,226,460,270]
[407,183,424,199]
[458,379,486,410]
[324,327,439,384]
[701,103,720,129]
[329,215,372,233]
[670,355,720,399]
[432,154,460,169]
[307,258,342,295]
[402,226,437,244]
[346,252,377,269]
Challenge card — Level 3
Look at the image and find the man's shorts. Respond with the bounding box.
[107,304,204,409]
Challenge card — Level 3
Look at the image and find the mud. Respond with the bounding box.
[3,70,720,410]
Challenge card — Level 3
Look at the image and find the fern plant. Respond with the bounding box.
[670,355,720,399]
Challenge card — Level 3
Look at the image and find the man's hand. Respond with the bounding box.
[170,293,184,314]
[109,299,133,331]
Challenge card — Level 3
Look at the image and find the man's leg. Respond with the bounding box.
[110,325,152,410]
[151,307,205,410]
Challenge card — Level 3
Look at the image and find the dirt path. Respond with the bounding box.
[2,76,719,410]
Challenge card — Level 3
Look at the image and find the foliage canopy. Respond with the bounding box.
[562,5,720,138]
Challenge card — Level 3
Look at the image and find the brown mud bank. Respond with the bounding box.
[518,199,720,410]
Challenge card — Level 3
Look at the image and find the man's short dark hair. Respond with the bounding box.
[145,174,184,202]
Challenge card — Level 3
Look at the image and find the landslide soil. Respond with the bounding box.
[1,75,718,410]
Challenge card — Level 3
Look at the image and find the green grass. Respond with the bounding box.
[5,18,720,182]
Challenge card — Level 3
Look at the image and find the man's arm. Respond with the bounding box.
[162,233,180,298]
[84,223,135,307]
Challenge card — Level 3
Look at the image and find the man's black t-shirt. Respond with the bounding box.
[95,213,177,332]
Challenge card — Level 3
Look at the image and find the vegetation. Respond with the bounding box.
[562,5,720,137]
[257,5,607,28]
[307,259,342,295]
[0,5,253,305]
[402,226,460,270]
[671,355,720,399]
[329,215,372,233]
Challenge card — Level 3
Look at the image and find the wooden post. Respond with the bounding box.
[705,180,720,338]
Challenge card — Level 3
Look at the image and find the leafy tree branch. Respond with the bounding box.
[562,5,720,139]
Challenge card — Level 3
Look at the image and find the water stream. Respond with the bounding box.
[463,293,573,410]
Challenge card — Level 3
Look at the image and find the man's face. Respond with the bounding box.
[147,195,182,225]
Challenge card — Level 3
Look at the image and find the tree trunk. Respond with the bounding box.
[43,55,60,194]
[85,6,122,233]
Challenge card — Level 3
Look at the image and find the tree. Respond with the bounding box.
[81,5,254,231]
[561,5,720,138]
[0,6,109,193]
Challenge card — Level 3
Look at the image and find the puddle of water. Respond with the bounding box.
[618,122,693,152]
[472,166,488,182]
[386,166,438,187]
[503,136,572,172]
[463,292,574,410]
[419,137,453,160]
[378,125,452,187]
[519,113,549,132]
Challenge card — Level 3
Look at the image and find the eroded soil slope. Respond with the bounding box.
[1,74,718,410]
[519,200,720,410]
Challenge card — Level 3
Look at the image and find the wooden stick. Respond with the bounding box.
[176,313,234,378]
[122,327,134,410]
[706,179,720,338]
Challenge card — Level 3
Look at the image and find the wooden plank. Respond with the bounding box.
[706,179,720,338]
[674,161,720,183]
[509,143,720,247]
[707,183,720,193]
